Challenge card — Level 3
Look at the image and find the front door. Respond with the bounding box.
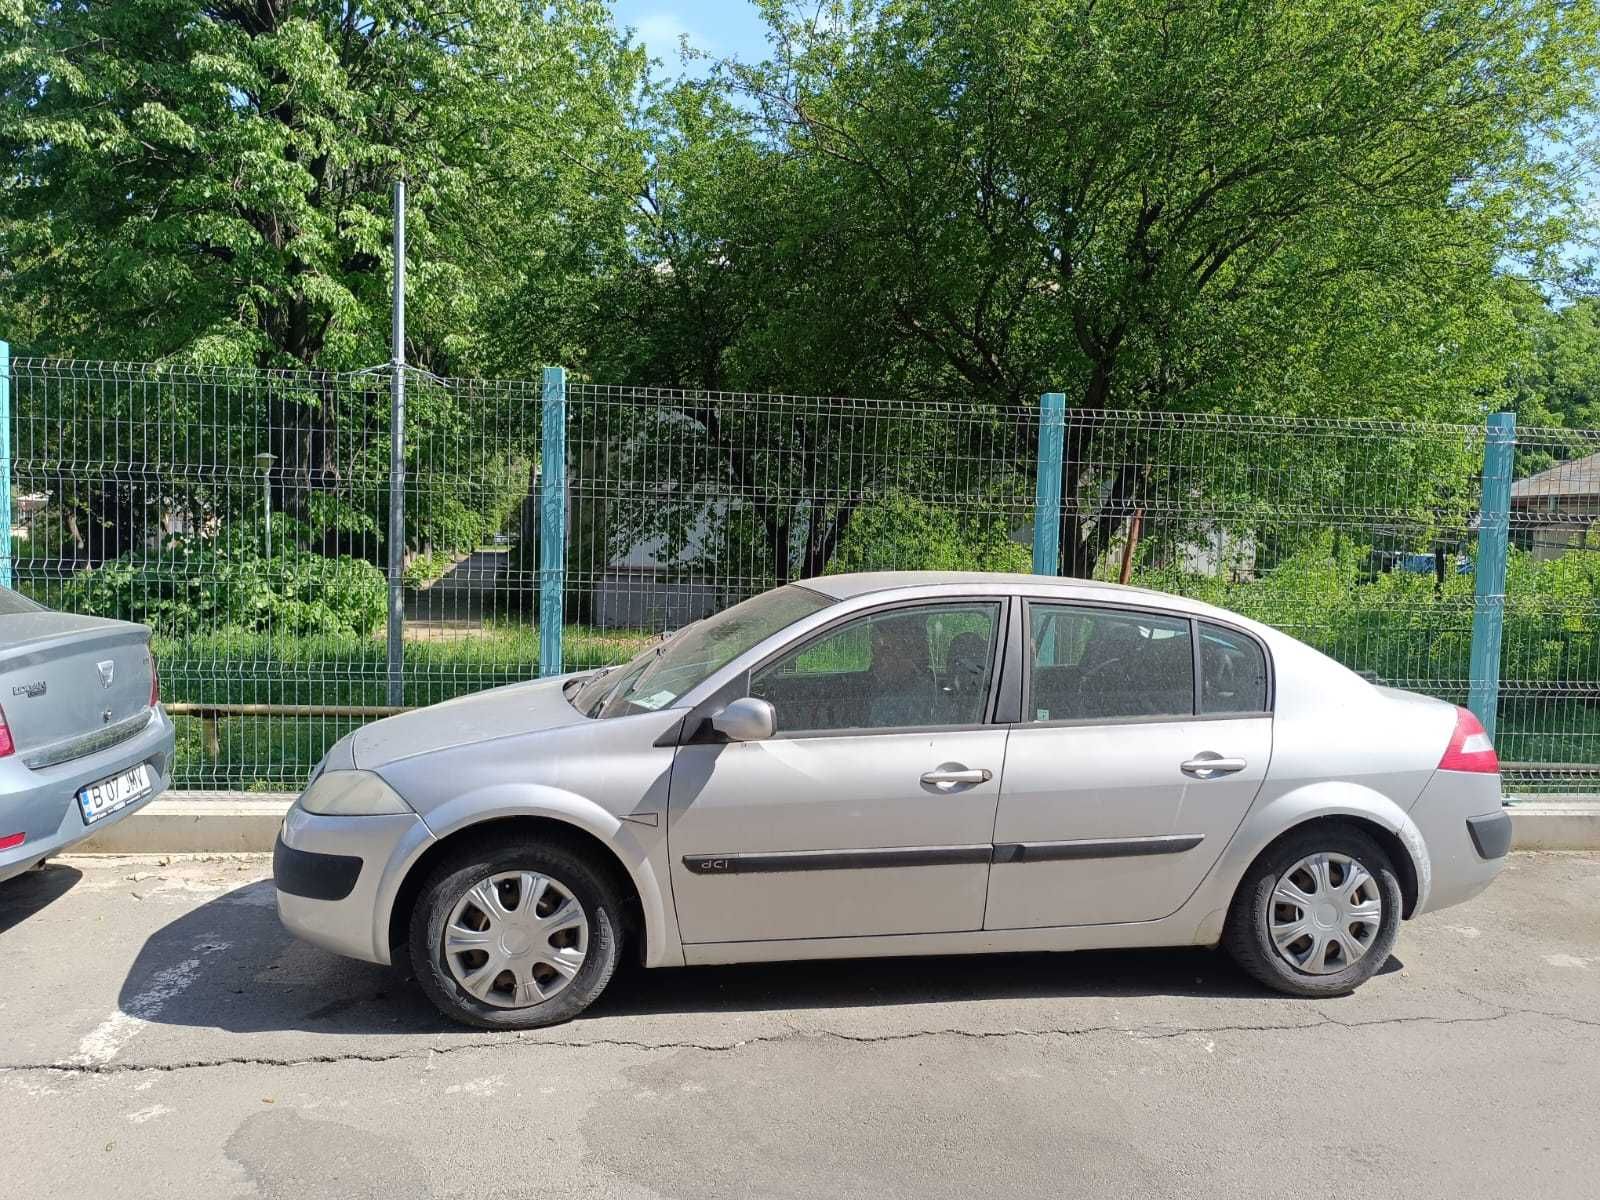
[984,604,1273,929]
[668,600,1009,944]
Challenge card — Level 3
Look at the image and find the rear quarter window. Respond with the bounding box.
[1199,622,1269,714]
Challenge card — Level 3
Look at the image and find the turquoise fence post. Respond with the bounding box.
[539,366,567,677]
[1032,392,1065,575]
[1468,411,1515,745]
[0,340,10,590]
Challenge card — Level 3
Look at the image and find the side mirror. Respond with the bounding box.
[710,696,776,742]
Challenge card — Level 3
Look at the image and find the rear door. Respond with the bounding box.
[983,603,1272,929]
[667,599,1009,944]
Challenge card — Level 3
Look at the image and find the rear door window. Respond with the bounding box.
[1027,604,1194,722]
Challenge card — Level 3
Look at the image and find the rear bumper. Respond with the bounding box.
[1466,810,1513,860]
[1409,769,1508,915]
[0,708,176,883]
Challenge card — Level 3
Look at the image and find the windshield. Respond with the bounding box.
[0,586,44,615]
[570,585,835,719]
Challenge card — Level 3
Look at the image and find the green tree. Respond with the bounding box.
[1,1,643,564]
[722,0,1600,574]
[1506,285,1600,432]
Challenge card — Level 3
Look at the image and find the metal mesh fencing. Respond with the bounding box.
[2,357,1595,793]
[1505,424,1600,792]
[7,358,563,790]
[565,386,1596,794]
[564,384,1037,629]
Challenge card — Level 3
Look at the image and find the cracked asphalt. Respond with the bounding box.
[1,853,1597,1199]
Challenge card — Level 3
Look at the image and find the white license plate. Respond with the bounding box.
[77,764,152,825]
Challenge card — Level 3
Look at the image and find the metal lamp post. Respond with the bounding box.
[254,452,276,558]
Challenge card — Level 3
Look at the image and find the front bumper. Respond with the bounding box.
[273,835,362,901]
[0,708,176,883]
[274,802,434,965]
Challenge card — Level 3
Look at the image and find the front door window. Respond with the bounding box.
[749,602,1001,733]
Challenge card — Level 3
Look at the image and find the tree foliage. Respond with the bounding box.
[1,0,643,371]
[1,1,639,571]
[3,0,1598,591]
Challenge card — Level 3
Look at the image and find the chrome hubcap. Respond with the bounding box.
[443,871,589,1008]
[1267,852,1383,976]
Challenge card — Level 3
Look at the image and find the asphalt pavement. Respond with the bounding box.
[2,852,1597,1199]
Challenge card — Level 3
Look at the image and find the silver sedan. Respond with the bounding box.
[0,586,175,882]
[273,572,1510,1029]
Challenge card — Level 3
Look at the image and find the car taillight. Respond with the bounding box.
[0,832,24,851]
[149,651,161,707]
[0,706,13,758]
[1439,706,1499,773]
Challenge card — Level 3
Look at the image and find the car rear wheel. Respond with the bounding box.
[409,838,622,1029]
[1223,826,1402,998]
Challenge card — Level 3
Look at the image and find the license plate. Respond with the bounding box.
[78,764,152,825]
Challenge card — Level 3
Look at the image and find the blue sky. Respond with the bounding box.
[610,1,773,72]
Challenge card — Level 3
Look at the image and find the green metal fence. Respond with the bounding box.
[1,345,1595,793]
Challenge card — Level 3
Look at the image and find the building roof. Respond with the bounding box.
[1511,449,1600,502]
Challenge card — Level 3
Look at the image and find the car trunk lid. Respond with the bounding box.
[0,612,154,766]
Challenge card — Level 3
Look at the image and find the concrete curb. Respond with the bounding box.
[77,797,293,855]
[1508,801,1600,852]
[72,794,1600,855]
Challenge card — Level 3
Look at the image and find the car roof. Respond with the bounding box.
[800,570,1189,606]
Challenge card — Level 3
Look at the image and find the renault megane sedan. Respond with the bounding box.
[273,572,1511,1029]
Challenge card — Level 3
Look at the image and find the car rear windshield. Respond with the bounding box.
[0,586,44,615]
[570,585,836,719]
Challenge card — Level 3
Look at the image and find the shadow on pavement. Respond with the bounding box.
[0,862,84,936]
[125,879,1399,1036]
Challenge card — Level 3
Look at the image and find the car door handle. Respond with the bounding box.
[920,766,993,788]
[1180,755,1248,779]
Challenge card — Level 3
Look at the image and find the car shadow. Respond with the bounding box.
[123,879,1403,1037]
[0,862,84,935]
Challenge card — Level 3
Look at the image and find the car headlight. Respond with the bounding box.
[297,770,411,816]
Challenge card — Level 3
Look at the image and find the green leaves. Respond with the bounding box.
[1,1,644,372]
[62,521,387,637]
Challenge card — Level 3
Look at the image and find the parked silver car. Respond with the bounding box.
[274,572,1511,1029]
[0,586,175,882]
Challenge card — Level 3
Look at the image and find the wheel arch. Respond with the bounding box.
[1195,781,1432,942]
[1244,813,1423,920]
[380,787,676,968]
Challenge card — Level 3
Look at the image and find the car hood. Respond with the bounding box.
[351,675,586,769]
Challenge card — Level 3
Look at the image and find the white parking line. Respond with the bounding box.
[64,937,231,1067]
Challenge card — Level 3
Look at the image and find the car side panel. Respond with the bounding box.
[984,716,1271,927]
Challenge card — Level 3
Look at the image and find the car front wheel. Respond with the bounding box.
[1223,826,1403,998]
[409,838,623,1029]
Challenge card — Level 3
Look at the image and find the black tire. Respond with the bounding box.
[1223,825,1402,998]
[409,838,623,1030]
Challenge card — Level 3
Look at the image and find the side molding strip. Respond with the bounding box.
[682,836,1204,876]
[682,845,992,875]
[990,834,1204,864]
